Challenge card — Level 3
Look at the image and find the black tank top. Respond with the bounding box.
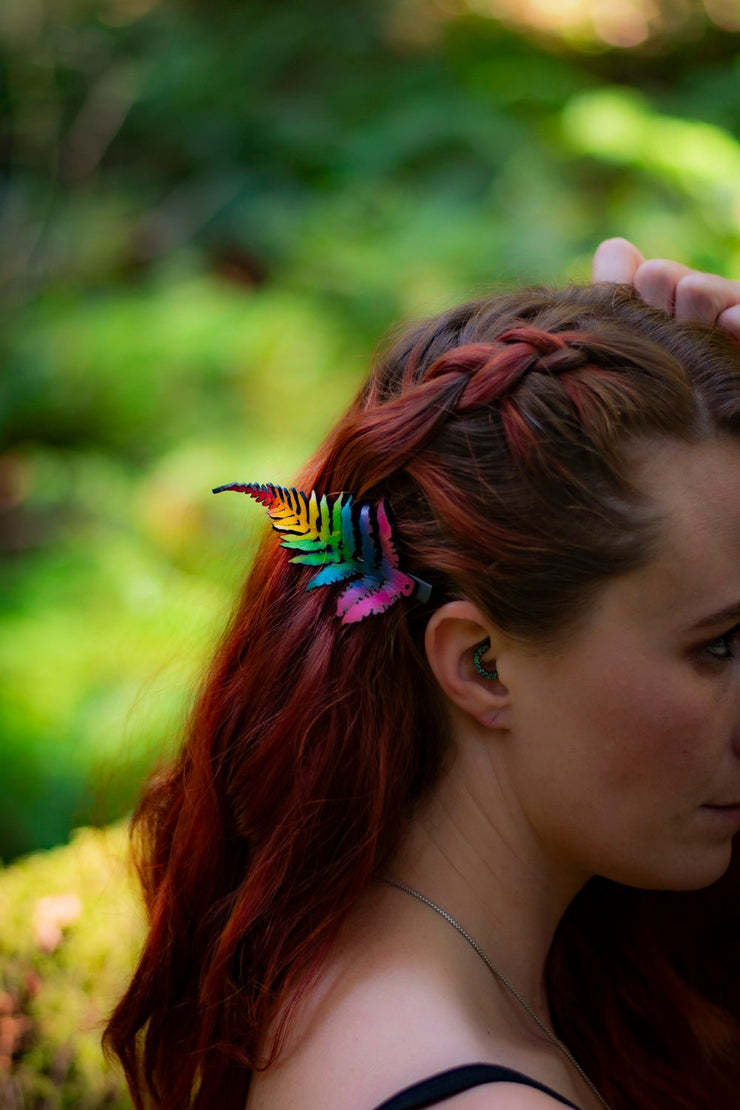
[373,1064,582,1109]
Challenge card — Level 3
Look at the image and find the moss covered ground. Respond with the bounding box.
[0,826,141,1108]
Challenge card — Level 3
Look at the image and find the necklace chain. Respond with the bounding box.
[382,877,613,1110]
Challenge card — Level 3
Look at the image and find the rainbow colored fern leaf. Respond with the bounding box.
[212,481,432,624]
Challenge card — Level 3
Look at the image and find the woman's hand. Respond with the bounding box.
[592,236,740,342]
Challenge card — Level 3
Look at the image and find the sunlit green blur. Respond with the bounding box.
[2,0,740,863]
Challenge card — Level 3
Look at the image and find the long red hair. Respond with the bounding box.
[105,284,740,1109]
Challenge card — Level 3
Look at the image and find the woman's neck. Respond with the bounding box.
[387,740,590,1018]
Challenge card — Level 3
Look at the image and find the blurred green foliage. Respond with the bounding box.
[2,0,740,861]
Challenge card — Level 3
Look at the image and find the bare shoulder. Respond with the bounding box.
[247,965,484,1109]
[247,936,493,1107]
[441,1087,579,1109]
[247,887,578,1110]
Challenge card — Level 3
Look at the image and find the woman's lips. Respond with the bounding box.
[702,802,740,824]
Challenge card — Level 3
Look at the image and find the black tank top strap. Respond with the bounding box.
[372,1064,582,1110]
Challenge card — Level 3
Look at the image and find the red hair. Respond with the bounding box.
[105,285,740,1109]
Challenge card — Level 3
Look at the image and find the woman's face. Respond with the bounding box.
[501,436,740,892]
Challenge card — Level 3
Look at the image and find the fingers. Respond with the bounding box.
[592,238,740,339]
[592,237,645,283]
[634,260,740,327]
[717,303,740,343]
[674,271,740,328]
[631,259,693,314]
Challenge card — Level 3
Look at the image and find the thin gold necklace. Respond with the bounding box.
[382,878,613,1110]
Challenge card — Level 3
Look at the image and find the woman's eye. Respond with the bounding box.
[704,623,740,661]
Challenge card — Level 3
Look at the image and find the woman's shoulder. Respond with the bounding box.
[246,929,493,1108]
[250,1069,576,1110]
[246,969,574,1110]
[246,964,484,1109]
[246,889,580,1110]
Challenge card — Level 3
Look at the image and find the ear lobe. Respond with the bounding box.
[424,601,512,731]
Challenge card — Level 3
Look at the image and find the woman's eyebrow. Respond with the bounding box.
[689,601,740,632]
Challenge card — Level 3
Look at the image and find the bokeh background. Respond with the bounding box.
[1,0,740,1103]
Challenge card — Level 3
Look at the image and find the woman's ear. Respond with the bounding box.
[424,600,512,730]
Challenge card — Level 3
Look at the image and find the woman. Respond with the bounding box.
[106,239,740,1110]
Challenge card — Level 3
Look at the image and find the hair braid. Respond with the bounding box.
[433,330,590,412]
[342,328,591,481]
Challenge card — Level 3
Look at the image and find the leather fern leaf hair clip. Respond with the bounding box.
[213,482,432,624]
